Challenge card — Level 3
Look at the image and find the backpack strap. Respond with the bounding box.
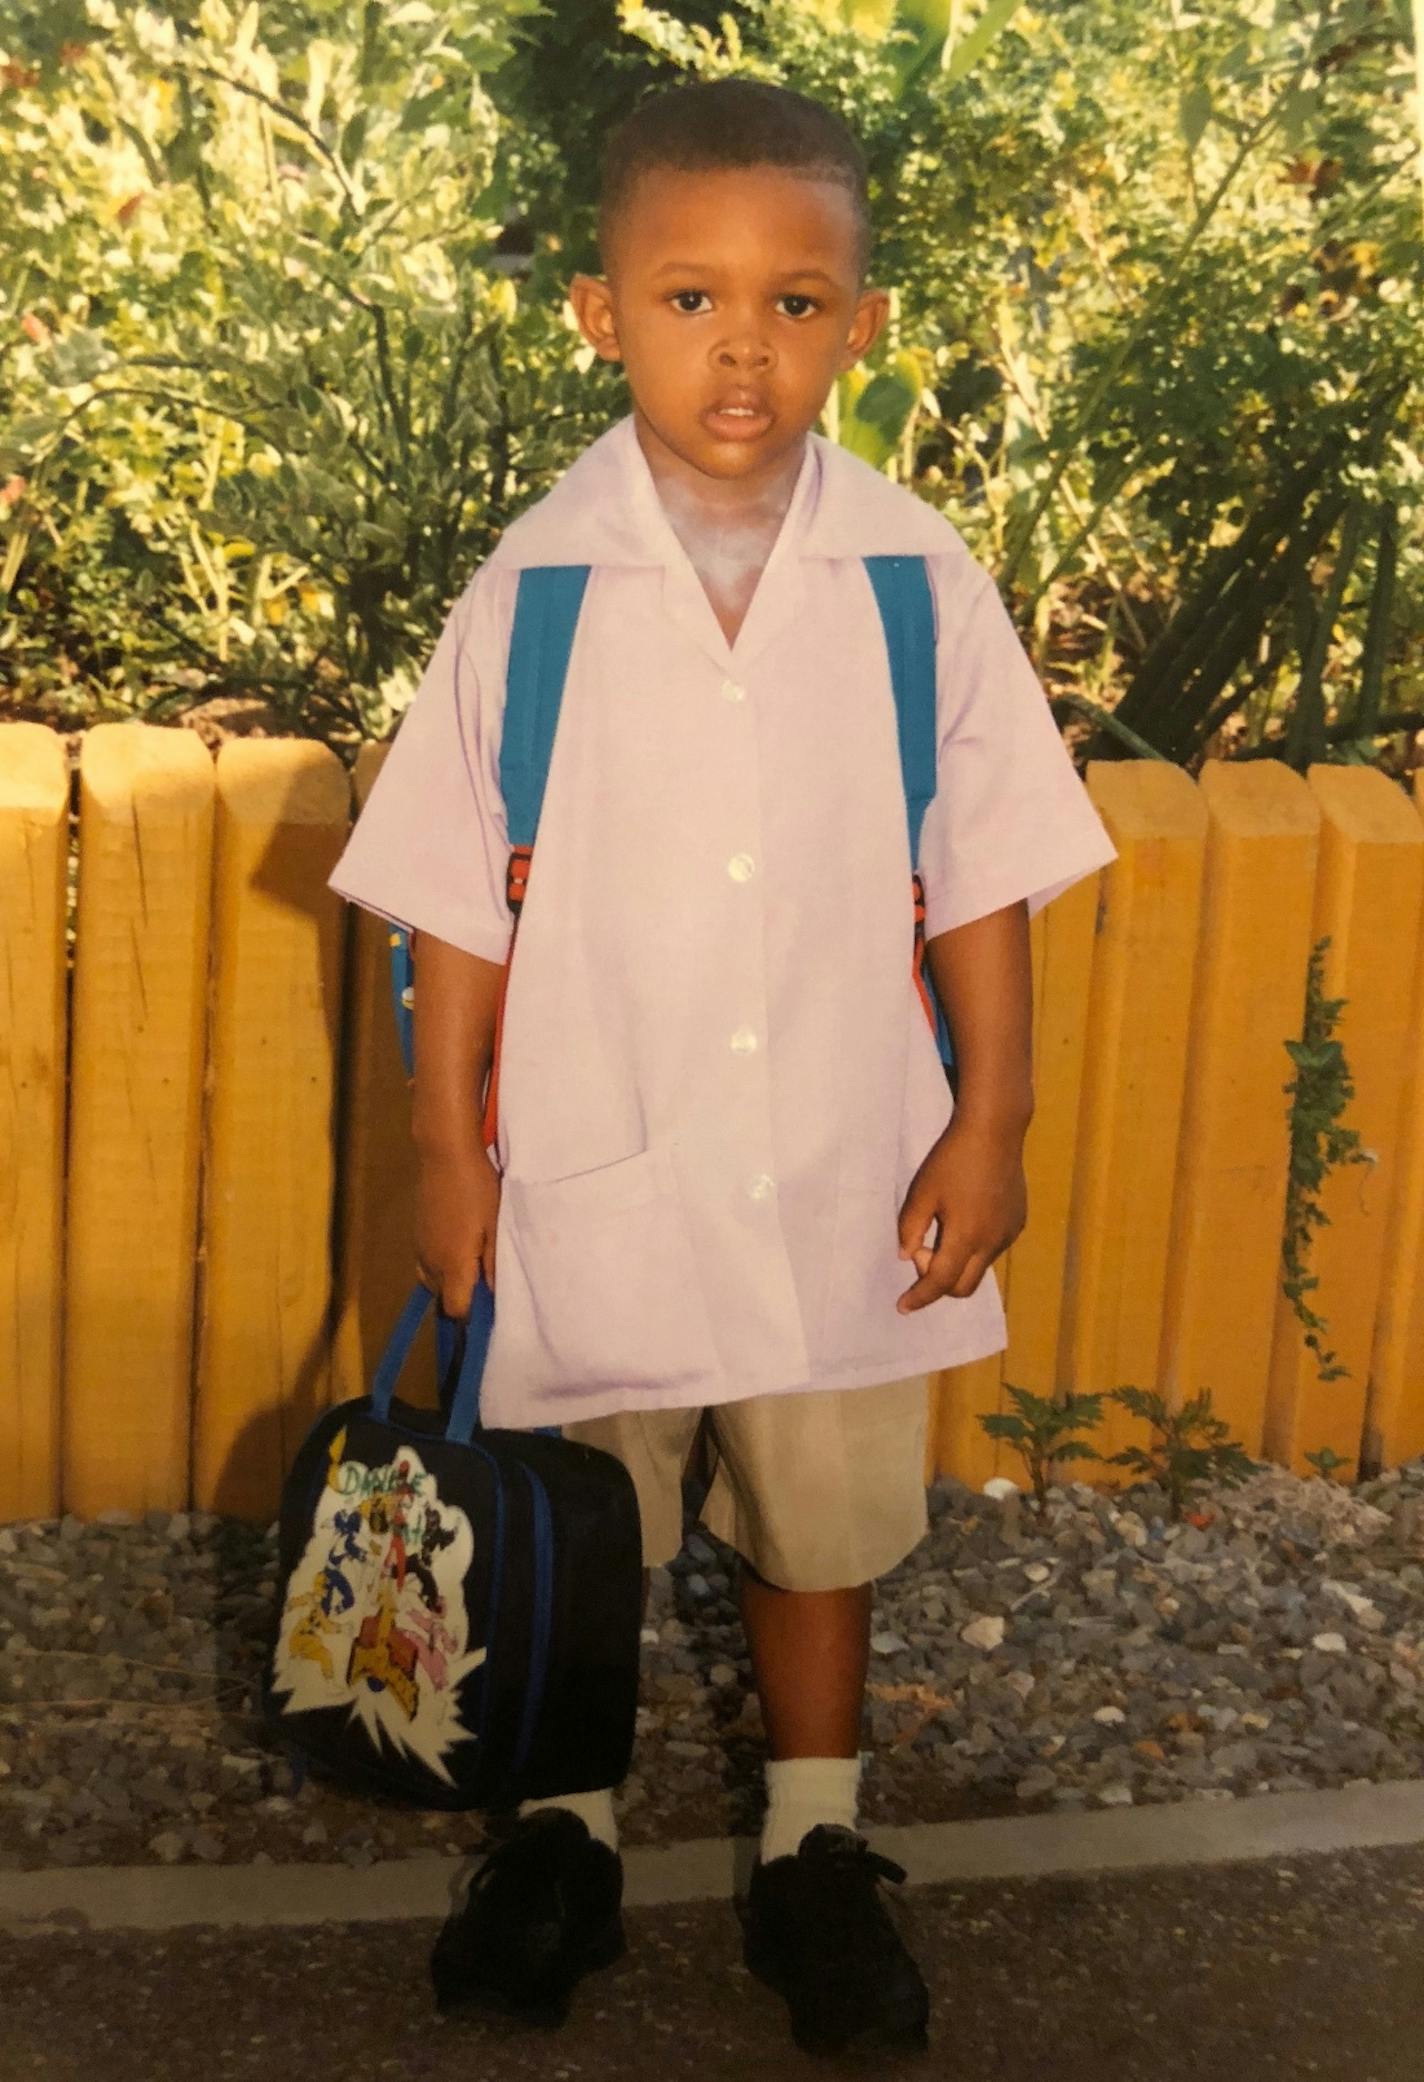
[390,564,592,1079]
[391,554,954,1082]
[500,564,593,848]
[863,554,956,1073]
[863,554,937,861]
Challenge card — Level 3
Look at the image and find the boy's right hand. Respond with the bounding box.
[415,1142,501,1319]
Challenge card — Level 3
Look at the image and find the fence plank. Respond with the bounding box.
[1264,766,1424,1478]
[1156,763,1320,1457]
[930,866,1103,1487]
[1366,770,1424,1470]
[1056,761,1207,1464]
[63,725,214,1516]
[329,743,427,1408]
[0,724,69,1521]
[192,742,348,1520]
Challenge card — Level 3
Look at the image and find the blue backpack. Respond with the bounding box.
[389,554,955,1118]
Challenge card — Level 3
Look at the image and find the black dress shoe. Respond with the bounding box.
[430,1808,625,2026]
[743,1823,930,2057]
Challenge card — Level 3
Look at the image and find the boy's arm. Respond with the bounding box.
[411,931,506,1313]
[925,900,1034,1134]
[896,899,1033,1312]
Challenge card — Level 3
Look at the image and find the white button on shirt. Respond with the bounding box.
[730,1027,758,1055]
[720,678,747,704]
[328,413,1119,1431]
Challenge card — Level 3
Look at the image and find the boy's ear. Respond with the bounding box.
[568,273,623,362]
[839,286,892,371]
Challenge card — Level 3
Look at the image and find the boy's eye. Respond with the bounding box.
[670,290,712,314]
[777,294,821,318]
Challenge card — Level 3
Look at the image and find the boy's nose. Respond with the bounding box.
[713,330,774,372]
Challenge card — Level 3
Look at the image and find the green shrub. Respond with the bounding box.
[979,1384,1105,1509]
[2,0,1418,759]
[1107,1386,1256,1522]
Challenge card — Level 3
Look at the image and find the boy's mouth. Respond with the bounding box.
[702,397,775,443]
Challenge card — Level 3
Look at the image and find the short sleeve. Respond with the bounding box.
[917,561,1118,938]
[327,574,515,965]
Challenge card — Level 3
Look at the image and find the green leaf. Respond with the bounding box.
[980,1414,1030,1441]
[3,414,61,460]
[839,366,920,469]
[1179,83,1212,153]
[49,330,116,387]
[941,0,1027,86]
[165,126,204,184]
[1277,85,1318,153]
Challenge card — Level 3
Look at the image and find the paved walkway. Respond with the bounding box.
[9,1840,1424,2080]
[9,1779,1424,1931]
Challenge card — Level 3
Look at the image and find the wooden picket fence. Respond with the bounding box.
[3,719,1423,1524]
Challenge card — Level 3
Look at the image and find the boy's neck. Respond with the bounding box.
[633,411,809,647]
[633,409,808,528]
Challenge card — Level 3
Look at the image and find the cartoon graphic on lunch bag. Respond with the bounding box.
[271,1428,488,1784]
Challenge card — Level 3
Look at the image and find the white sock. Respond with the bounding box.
[760,1755,863,1865]
[518,1786,619,1853]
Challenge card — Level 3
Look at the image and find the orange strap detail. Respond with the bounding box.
[481,846,534,1152]
[910,870,937,1035]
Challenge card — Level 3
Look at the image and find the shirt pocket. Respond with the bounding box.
[498,1143,719,1401]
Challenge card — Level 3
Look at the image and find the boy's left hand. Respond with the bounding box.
[895,1113,1028,1312]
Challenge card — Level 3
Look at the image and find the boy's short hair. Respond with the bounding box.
[598,78,872,277]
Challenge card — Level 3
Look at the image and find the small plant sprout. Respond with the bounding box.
[1107,1387,1256,1522]
[978,1386,1105,1509]
[1304,1444,1351,1483]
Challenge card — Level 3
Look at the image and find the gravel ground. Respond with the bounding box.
[4,1461,1424,1871]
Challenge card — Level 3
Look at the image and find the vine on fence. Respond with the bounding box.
[1279,935,1374,1383]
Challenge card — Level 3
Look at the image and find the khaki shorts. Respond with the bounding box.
[563,1375,931,1593]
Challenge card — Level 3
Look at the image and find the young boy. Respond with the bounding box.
[328,78,1117,2057]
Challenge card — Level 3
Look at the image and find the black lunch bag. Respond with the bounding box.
[261,1277,643,1810]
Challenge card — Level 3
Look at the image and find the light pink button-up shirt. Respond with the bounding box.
[329,415,1118,1429]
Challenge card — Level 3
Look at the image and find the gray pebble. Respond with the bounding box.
[1014,1767,1058,1802]
[870,1630,911,1657]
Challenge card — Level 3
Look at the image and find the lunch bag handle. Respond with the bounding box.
[370,1278,494,1447]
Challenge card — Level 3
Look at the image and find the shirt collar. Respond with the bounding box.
[485,411,958,570]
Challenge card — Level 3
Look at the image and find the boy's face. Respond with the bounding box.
[569,164,889,493]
